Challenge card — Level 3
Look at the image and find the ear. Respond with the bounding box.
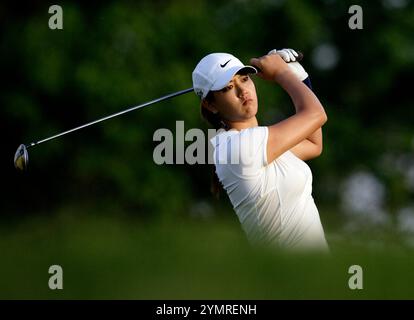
[202,99,219,114]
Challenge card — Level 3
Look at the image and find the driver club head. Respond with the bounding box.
[14,144,29,171]
[10,87,194,172]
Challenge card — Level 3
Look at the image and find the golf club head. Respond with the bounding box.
[14,144,29,171]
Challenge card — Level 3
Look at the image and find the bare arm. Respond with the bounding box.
[290,127,323,161]
[290,76,324,161]
[250,54,327,164]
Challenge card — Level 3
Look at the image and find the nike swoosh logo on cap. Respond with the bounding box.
[220,60,231,68]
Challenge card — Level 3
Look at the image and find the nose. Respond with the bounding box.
[236,82,249,99]
[236,81,248,96]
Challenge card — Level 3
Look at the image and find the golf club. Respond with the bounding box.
[14,51,304,171]
[14,87,193,171]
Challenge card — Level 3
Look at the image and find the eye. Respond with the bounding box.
[242,75,250,82]
[221,84,233,93]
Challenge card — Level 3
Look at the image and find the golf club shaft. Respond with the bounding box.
[26,87,194,148]
[25,53,305,149]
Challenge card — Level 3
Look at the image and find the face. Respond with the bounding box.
[203,73,258,123]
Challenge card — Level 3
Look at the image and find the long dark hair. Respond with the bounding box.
[200,91,228,198]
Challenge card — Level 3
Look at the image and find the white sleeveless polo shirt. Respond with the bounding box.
[210,126,328,251]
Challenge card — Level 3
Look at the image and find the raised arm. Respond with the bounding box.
[289,76,324,161]
[290,126,323,161]
[250,54,327,164]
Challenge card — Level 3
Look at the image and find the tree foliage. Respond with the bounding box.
[1,0,413,219]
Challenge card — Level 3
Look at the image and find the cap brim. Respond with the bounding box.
[210,65,257,91]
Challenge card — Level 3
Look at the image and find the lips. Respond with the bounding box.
[242,98,253,106]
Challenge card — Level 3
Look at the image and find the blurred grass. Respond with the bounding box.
[1,206,414,299]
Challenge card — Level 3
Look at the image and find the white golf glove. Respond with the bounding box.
[268,48,309,81]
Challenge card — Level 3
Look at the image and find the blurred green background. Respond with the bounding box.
[1,0,414,299]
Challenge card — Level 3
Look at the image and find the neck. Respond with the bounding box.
[226,117,259,131]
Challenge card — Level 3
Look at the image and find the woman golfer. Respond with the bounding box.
[192,49,329,251]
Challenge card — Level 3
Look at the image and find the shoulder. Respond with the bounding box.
[239,126,268,138]
[209,128,238,148]
[211,126,268,149]
[213,126,269,168]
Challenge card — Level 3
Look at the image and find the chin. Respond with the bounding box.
[244,104,258,117]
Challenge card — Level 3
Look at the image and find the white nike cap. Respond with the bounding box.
[192,53,257,99]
